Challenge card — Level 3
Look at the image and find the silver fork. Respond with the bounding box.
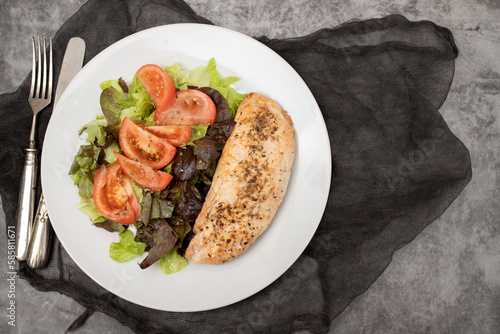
[15,36,53,261]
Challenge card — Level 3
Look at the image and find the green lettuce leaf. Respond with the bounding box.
[150,198,175,219]
[159,247,188,274]
[69,144,100,199]
[187,124,209,145]
[71,145,99,173]
[71,170,94,198]
[100,79,125,93]
[215,86,246,118]
[125,75,155,124]
[76,198,106,223]
[169,217,191,241]
[100,87,127,135]
[109,230,147,263]
[102,141,120,165]
[78,117,107,145]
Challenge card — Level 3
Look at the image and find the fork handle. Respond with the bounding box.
[15,147,38,261]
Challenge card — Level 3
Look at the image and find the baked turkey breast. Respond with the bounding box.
[184,92,296,264]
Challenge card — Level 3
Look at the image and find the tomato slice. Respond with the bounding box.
[114,152,173,192]
[104,163,131,209]
[154,89,217,126]
[143,125,191,147]
[119,117,176,169]
[136,64,176,112]
[93,164,140,224]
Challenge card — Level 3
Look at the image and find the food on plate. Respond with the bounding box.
[185,92,296,264]
[70,58,247,274]
[141,125,191,147]
[119,116,176,169]
[155,89,217,126]
[69,58,294,274]
[92,163,141,225]
[135,64,176,113]
[114,151,174,192]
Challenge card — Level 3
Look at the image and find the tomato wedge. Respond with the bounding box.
[136,64,176,112]
[119,117,176,169]
[93,164,141,224]
[143,125,191,147]
[154,89,217,126]
[115,152,173,192]
[104,163,131,209]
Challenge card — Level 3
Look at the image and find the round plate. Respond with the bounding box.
[41,24,331,312]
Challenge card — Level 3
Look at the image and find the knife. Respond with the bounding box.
[26,37,86,269]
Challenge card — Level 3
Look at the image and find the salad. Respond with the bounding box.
[69,58,246,274]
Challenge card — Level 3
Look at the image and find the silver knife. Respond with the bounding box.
[26,37,86,269]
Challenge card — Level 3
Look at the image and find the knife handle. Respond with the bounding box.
[15,147,38,261]
[27,194,52,269]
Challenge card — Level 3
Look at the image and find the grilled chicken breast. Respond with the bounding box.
[184,92,296,264]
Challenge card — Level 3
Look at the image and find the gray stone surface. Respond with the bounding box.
[1,0,499,333]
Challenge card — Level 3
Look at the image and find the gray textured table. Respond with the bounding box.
[1,0,499,333]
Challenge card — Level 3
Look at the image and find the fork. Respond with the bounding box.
[15,36,53,261]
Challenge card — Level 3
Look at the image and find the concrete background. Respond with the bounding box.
[0,0,499,333]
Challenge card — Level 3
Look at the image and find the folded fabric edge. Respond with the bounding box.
[258,14,458,59]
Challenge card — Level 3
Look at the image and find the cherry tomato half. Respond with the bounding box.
[154,89,217,126]
[119,117,176,169]
[114,152,173,192]
[136,64,176,112]
[93,164,141,224]
[143,125,191,147]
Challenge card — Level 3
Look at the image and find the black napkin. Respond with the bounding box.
[0,0,471,333]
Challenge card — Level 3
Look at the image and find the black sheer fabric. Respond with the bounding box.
[0,0,471,333]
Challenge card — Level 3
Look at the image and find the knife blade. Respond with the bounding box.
[26,37,86,269]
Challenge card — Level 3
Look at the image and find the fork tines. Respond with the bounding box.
[30,36,53,101]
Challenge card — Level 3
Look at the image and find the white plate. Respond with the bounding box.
[41,24,331,312]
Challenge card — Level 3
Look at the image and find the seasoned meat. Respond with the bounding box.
[185,92,295,264]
